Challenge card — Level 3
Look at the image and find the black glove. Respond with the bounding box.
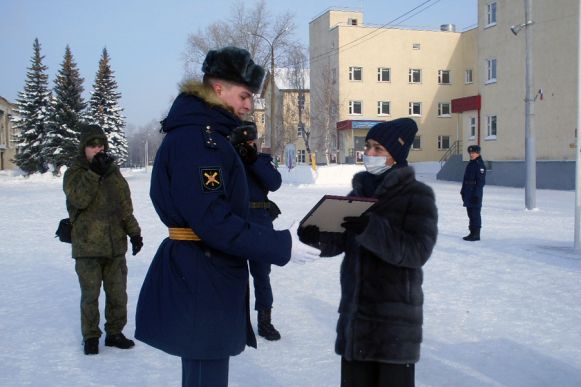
[90,152,114,175]
[130,235,143,256]
[341,215,369,235]
[235,142,258,165]
[297,225,320,246]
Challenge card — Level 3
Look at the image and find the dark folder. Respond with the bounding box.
[299,195,377,233]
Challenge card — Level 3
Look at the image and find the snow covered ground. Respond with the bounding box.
[1,163,580,387]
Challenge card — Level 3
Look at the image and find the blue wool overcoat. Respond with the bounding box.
[461,156,486,208]
[246,154,281,225]
[135,83,291,359]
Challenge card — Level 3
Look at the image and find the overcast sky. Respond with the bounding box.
[0,0,477,128]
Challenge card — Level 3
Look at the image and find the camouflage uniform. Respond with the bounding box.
[63,125,141,341]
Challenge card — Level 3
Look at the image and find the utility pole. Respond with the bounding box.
[511,0,536,210]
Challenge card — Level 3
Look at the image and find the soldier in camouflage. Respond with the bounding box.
[63,124,143,355]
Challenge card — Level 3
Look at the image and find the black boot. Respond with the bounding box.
[105,333,135,349]
[463,227,480,241]
[84,337,99,355]
[258,309,281,341]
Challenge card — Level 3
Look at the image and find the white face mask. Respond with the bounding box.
[363,155,391,175]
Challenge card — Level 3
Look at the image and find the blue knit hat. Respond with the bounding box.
[366,118,418,164]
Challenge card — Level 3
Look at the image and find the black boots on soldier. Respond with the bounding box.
[105,333,135,349]
[463,227,481,242]
[258,309,281,341]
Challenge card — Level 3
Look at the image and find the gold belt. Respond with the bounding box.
[168,228,201,241]
[249,201,271,209]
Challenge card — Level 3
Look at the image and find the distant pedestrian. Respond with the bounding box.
[461,144,486,241]
[63,123,143,355]
[229,121,284,341]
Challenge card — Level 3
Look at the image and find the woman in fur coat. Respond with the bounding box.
[299,118,438,387]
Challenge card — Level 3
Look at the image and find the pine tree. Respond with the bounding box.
[44,45,87,174]
[87,48,128,165]
[13,38,52,175]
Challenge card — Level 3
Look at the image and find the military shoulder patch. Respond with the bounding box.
[199,167,224,192]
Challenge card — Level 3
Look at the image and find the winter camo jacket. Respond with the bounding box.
[63,157,140,259]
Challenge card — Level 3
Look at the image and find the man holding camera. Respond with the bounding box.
[63,123,143,355]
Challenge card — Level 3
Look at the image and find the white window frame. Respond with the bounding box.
[297,149,306,163]
[438,102,451,117]
[349,66,362,81]
[438,70,451,85]
[349,100,362,115]
[486,115,497,138]
[486,58,497,84]
[377,101,391,116]
[408,68,422,84]
[465,69,473,84]
[438,135,451,150]
[377,67,391,82]
[408,102,422,116]
[486,2,497,27]
[469,116,477,138]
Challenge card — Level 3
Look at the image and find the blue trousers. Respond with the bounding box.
[466,207,482,229]
[249,261,273,311]
[181,358,229,387]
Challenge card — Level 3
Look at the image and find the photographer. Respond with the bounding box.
[230,121,284,341]
[63,124,142,355]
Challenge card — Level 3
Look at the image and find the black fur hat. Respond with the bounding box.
[202,47,265,93]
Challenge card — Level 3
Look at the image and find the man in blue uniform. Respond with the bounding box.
[135,47,319,386]
[229,121,283,341]
[461,144,486,241]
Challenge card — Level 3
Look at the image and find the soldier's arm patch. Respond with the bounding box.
[199,167,224,192]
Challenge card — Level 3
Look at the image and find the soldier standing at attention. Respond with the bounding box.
[135,47,319,387]
[63,123,143,355]
[461,144,486,241]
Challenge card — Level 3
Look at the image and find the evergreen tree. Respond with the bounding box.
[44,45,87,174]
[87,48,128,164]
[13,38,52,175]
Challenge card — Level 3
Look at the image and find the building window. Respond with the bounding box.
[438,70,451,84]
[470,116,477,138]
[348,18,358,26]
[349,66,362,81]
[486,58,497,83]
[438,103,451,117]
[409,69,421,83]
[465,69,473,84]
[297,149,306,163]
[377,67,391,82]
[412,135,421,150]
[408,102,422,116]
[438,135,451,150]
[377,101,391,116]
[412,43,421,50]
[332,68,337,84]
[487,115,497,137]
[349,100,362,115]
[487,2,497,27]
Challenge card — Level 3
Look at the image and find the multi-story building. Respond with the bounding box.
[309,9,477,164]
[0,96,19,170]
[309,2,578,189]
[256,68,311,164]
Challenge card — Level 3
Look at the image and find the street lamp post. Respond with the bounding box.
[510,0,536,210]
[247,30,287,159]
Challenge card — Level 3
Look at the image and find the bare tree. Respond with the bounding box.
[183,0,296,79]
[311,60,339,164]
